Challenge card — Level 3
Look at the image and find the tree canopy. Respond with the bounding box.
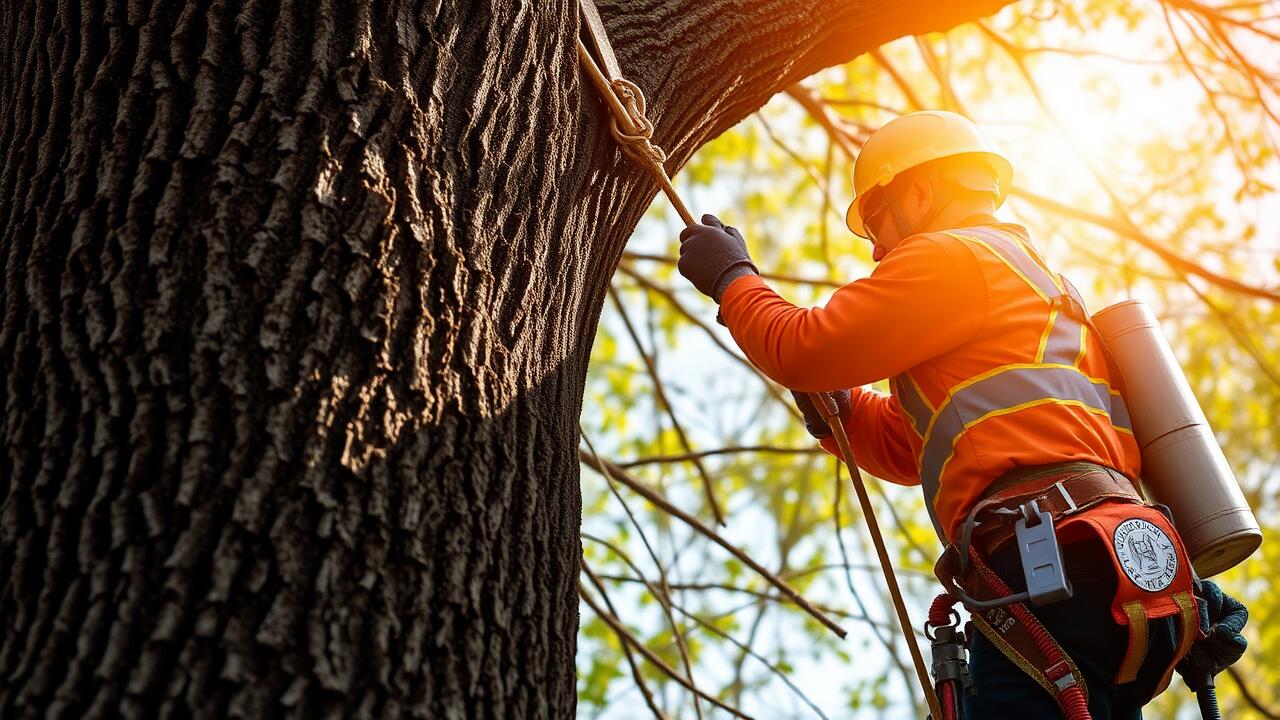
[578,1,1280,717]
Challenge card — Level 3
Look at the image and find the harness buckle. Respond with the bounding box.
[1053,480,1079,515]
[1046,660,1079,691]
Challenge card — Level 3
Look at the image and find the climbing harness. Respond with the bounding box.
[575,1,941,718]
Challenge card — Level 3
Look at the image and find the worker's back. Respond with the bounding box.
[892,219,1141,541]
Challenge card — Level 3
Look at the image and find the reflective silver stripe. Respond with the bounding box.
[952,227,1062,300]
[1111,390,1132,431]
[919,365,1133,513]
[952,227,1084,365]
[1043,309,1083,365]
[893,372,932,437]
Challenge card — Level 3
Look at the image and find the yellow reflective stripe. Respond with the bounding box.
[928,397,1122,503]
[1036,306,1060,363]
[906,373,934,413]
[941,231,1051,303]
[998,227,1065,294]
[1074,323,1089,368]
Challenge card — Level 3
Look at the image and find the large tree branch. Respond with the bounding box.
[582,0,1017,220]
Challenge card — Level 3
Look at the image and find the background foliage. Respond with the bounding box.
[577,1,1280,717]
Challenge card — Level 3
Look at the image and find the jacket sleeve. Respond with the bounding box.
[718,234,987,391]
[818,388,920,486]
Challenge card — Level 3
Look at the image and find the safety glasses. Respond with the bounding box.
[858,186,897,245]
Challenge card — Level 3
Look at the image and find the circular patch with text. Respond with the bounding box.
[1113,518,1178,592]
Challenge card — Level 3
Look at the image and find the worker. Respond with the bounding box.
[674,110,1248,719]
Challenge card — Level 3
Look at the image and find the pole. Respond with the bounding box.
[815,393,944,720]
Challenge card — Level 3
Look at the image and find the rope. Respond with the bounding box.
[574,22,693,226]
[970,545,1091,719]
[575,1,941,717]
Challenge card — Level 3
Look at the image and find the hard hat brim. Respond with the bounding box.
[845,197,867,237]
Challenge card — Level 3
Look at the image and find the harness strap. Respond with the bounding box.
[935,544,1092,718]
[1158,591,1202,694]
[958,461,1142,566]
[1118,601,1150,683]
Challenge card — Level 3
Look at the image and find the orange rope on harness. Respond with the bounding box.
[575,2,942,717]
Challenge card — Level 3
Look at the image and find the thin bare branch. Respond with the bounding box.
[832,460,923,718]
[577,447,849,638]
[581,428,705,719]
[871,49,927,111]
[616,444,824,468]
[615,264,802,417]
[1227,665,1280,719]
[609,285,727,525]
[673,600,831,719]
[579,582,756,720]
[580,559,670,719]
[622,251,847,289]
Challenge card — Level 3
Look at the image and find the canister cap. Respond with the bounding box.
[1192,527,1263,577]
[1092,300,1159,337]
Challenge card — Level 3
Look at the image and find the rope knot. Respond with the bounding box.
[608,77,667,166]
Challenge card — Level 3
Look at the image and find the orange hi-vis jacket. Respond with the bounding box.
[719,216,1142,541]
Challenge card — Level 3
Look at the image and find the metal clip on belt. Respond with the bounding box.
[1015,499,1074,606]
[946,497,1074,609]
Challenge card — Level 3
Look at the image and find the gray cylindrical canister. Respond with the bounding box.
[1092,300,1261,577]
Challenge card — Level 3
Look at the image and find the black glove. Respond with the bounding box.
[678,214,758,302]
[1176,578,1249,692]
[791,389,851,439]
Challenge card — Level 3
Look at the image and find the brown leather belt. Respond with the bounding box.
[960,461,1144,559]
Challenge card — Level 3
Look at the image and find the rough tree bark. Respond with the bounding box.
[0,0,1011,717]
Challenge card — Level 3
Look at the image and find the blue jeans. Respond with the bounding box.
[962,536,1181,719]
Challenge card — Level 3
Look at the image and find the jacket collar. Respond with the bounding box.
[954,212,1001,227]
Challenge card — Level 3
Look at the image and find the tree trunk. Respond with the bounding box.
[0,0,1010,717]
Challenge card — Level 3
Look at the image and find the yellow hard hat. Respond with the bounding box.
[845,111,1013,238]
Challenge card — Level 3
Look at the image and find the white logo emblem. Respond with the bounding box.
[1113,518,1178,592]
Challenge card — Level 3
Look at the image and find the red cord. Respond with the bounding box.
[941,681,958,720]
[929,592,958,626]
[965,548,1091,720]
[930,594,963,720]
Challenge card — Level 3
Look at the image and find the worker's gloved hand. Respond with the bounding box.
[678,214,758,302]
[1176,578,1249,692]
[791,390,851,439]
